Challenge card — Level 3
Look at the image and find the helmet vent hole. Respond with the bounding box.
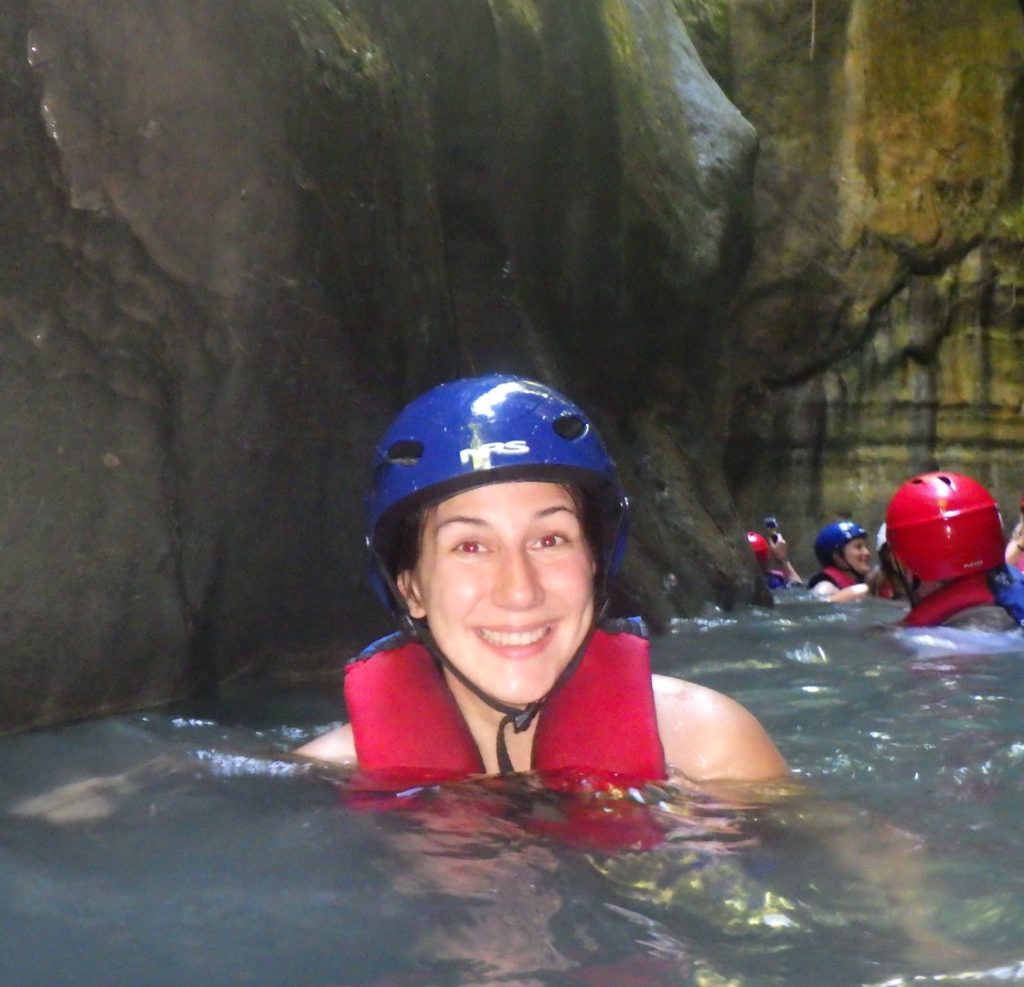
[552,414,588,441]
[937,474,953,487]
[386,440,424,466]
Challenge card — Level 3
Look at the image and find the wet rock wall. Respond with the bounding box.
[0,0,759,730]
[718,0,1024,560]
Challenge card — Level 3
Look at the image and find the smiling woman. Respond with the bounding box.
[399,482,598,761]
[807,521,872,603]
[296,375,787,786]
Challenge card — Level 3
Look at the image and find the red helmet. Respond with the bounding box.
[885,472,1004,582]
[746,531,770,566]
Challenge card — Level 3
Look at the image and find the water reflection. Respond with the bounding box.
[2,598,1024,984]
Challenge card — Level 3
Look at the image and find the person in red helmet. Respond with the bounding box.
[746,526,801,590]
[885,471,1024,630]
[1003,493,1024,573]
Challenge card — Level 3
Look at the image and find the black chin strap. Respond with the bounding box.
[372,544,607,774]
[419,615,601,775]
[423,626,540,774]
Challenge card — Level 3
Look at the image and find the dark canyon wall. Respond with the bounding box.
[0,0,761,731]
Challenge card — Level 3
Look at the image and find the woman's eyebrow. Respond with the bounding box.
[434,504,576,531]
[434,515,487,531]
[536,505,578,519]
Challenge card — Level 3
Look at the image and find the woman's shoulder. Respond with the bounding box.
[652,674,789,783]
[652,675,766,736]
[808,571,840,596]
[652,673,736,708]
[294,723,356,765]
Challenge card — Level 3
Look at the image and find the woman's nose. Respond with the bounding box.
[492,547,543,608]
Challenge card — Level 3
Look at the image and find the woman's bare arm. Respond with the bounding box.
[812,580,869,602]
[653,674,789,784]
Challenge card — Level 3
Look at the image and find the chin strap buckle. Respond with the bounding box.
[496,702,543,776]
[510,704,540,733]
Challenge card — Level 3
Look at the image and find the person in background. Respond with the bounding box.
[297,374,787,787]
[1004,492,1024,573]
[806,521,871,602]
[746,519,802,590]
[886,471,1024,630]
[865,523,911,601]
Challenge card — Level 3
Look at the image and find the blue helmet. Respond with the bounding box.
[366,375,629,613]
[813,520,868,567]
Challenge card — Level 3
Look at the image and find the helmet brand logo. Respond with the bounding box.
[460,440,530,469]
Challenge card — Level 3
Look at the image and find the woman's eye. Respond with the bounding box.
[455,541,484,554]
[536,533,567,549]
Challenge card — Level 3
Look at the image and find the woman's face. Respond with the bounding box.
[398,481,596,709]
[841,537,872,576]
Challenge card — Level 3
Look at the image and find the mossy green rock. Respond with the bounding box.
[725,0,1024,557]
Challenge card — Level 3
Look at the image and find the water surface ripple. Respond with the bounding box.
[3,596,1024,985]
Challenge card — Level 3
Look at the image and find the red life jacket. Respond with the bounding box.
[808,565,861,590]
[902,571,996,627]
[344,621,667,784]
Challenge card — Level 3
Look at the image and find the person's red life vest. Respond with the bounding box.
[810,565,861,590]
[344,621,667,785]
[901,570,995,627]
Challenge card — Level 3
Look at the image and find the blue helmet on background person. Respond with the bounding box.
[366,374,629,615]
[813,520,868,567]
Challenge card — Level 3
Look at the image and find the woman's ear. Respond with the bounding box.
[397,570,427,619]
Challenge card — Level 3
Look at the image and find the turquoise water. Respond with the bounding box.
[3,596,1024,985]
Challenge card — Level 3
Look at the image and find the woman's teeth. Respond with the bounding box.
[479,626,549,647]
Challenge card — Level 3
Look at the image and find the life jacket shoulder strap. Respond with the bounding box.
[345,637,484,775]
[534,625,665,781]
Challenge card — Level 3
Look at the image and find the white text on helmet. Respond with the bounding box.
[459,440,530,470]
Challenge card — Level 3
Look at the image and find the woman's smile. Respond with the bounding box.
[477,624,553,650]
[843,538,872,576]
